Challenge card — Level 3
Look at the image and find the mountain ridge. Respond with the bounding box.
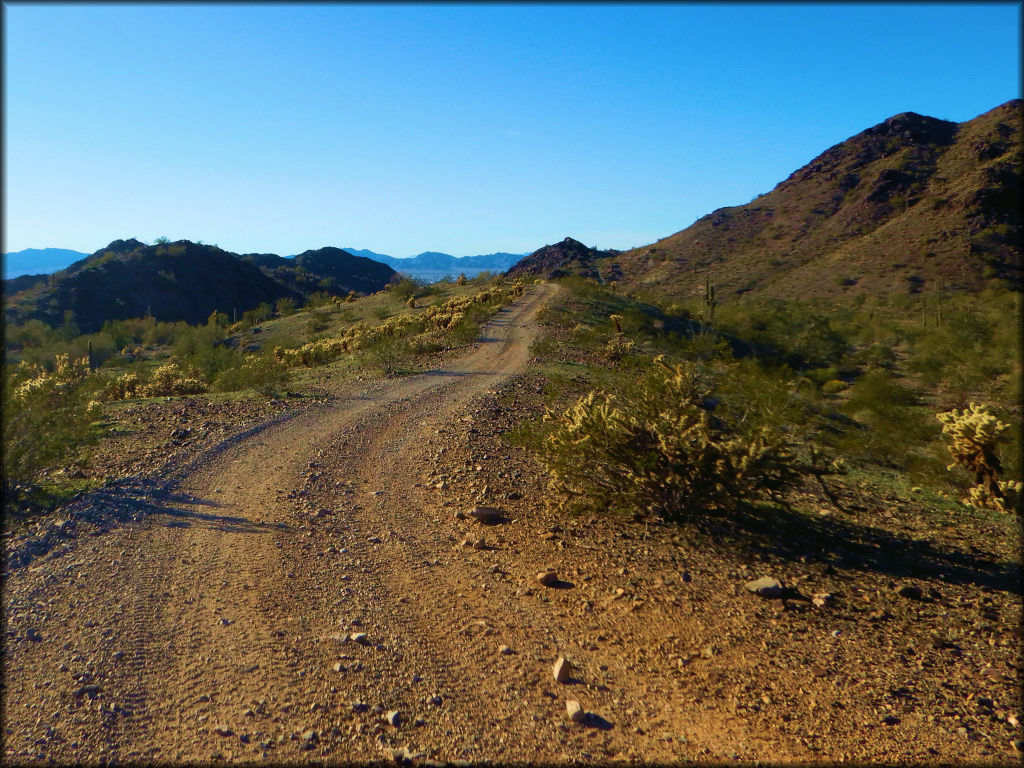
[587,99,1021,301]
[4,240,397,334]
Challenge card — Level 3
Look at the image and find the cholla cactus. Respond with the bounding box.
[539,355,797,518]
[4,354,102,491]
[937,403,1015,512]
[272,284,526,368]
[142,361,207,397]
[103,372,141,401]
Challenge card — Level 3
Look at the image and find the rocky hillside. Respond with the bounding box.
[239,247,397,296]
[4,241,399,334]
[598,99,1022,301]
[505,237,621,280]
[4,240,301,334]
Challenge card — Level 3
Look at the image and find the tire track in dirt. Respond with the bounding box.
[3,284,557,764]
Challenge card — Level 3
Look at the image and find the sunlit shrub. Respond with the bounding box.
[937,403,1018,512]
[538,356,799,519]
[141,361,207,397]
[3,354,102,497]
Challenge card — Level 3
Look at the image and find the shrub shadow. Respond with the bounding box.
[682,502,1021,596]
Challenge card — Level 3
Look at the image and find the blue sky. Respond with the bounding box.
[3,2,1020,259]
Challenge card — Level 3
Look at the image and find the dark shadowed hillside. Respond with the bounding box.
[4,240,302,334]
[239,247,397,296]
[594,100,1021,301]
[505,237,620,280]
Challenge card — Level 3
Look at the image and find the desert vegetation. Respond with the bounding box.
[516,276,1020,522]
[1,273,527,511]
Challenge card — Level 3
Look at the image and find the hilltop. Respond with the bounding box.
[564,100,1021,301]
[3,240,396,334]
[505,237,621,281]
[238,247,396,296]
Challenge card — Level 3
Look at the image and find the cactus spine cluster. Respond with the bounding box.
[937,403,1018,513]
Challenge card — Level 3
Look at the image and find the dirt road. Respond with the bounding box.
[5,283,1020,765]
[4,286,565,762]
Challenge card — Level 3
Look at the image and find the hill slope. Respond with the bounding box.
[5,240,302,334]
[239,247,397,296]
[599,99,1022,300]
[505,237,621,280]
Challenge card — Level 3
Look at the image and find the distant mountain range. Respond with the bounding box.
[3,248,90,280]
[343,249,526,281]
[4,246,525,284]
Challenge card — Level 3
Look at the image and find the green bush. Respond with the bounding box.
[538,356,800,519]
[212,354,290,397]
[3,354,103,499]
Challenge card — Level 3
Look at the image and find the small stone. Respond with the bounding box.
[811,593,834,607]
[553,656,573,683]
[427,695,443,706]
[896,584,923,600]
[350,633,369,645]
[385,710,402,727]
[537,571,558,587]
[498,645,513,655]
[26,628,42,642]
[566,700,585,723]
[744,577,783,599]
[472,538,487,550]
[214,725,234,737]
[332,662,346,672]
[881,715,900,726]
[867,609,890,622]
[368,536,382,544]
[352,701,369,713]
[468,506,504,523]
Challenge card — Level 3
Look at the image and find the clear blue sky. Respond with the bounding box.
[3,2,1020,259]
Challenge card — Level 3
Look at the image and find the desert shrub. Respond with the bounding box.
[822,379,847,395]
[937,403,1019,512]
[538,356,799,519]
[3,354,103,498]
[276,297,296,316]
[102,372,141,400]
[391,277,419,301]
[142,361,207,397]
[837,370,939,468]
[212,354,290,397]
[603,334,635,362]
